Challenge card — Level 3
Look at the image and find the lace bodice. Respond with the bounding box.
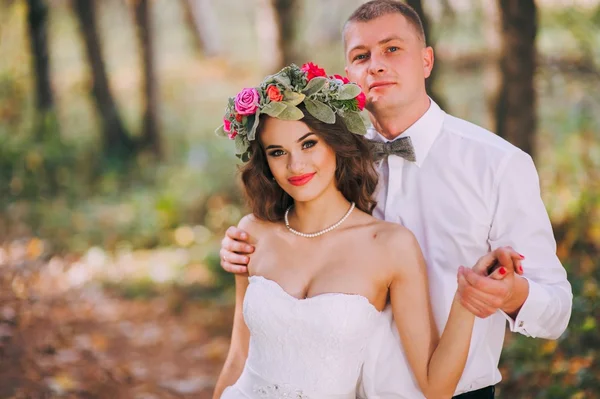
[221,275,382,398]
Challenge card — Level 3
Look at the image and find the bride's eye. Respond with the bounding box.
[269,149,285,157]
[302,140,317,149]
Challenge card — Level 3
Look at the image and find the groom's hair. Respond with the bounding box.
[344,0,426,46]
[240,104,379,222]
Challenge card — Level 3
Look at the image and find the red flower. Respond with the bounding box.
[223,118,231,132]
[228,130,238,140]
[356,91,366,111]
[266,85,283,102]
[301,62,327,81]
[235,114,243,122]
[331,74,350,84]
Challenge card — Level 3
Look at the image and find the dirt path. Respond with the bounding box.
[0,241,233,399]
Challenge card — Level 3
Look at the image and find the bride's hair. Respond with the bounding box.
[239,104,378,222]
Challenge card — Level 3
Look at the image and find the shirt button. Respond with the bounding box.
[518,321,524,328]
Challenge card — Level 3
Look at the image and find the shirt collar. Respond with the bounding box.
[365,99,445,167]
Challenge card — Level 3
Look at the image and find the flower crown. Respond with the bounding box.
[215,62,367,162]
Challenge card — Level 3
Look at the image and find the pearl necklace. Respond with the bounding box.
[284,202,355,238]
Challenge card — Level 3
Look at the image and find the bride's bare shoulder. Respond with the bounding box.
[369,219,419,252]
[366,220,425,278]
[368,217,411,237]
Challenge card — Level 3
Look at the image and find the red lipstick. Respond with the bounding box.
[288,173,316,186]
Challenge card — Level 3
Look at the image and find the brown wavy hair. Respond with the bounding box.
[240,104,379,222]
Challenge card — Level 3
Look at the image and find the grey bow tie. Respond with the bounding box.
[369,136,416,162]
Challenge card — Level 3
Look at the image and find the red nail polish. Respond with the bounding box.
[499,267,507,275]
[519,266,523,273]
[519,253,525,259]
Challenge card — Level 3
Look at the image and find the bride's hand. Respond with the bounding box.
[456,247,525,318]
[473,246,524,279]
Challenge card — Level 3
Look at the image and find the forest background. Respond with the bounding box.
[0,0,599,398]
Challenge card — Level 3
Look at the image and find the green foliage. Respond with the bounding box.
[304,98,335,123]
[337,84,361,100]
[204,250,235,291]
[275,103,304,121]
[499,180,600,398]
[499,256,600,397]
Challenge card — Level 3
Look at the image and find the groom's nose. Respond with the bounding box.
[367,53,387,75]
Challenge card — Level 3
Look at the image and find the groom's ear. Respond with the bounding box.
[422,47,434,79]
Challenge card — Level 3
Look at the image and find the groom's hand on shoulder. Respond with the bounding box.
[220,225,254,274]
[456,247,525,318]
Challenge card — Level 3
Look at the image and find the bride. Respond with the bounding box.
[212,63,520,399]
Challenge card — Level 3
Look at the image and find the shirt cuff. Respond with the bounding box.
[500,277,551,338]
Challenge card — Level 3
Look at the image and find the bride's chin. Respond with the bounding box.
[283,188,319,203]
[286,193,316,203]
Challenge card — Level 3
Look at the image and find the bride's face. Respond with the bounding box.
[259,117,337,203]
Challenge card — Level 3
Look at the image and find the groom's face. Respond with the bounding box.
[344,13,433,113]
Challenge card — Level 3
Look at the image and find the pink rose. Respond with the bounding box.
[331,74,350,84]
[223,118,231,133]
[301,62,327,81]
[356,91,366,111]
[235,88,259,115]
[228,130,238,140]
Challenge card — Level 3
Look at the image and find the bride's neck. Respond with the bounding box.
[288,189,352,234]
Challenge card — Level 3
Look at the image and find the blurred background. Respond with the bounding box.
[0,0,598,398]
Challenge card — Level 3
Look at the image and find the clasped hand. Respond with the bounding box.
[457,246,525,318]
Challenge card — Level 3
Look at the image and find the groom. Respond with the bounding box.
[218,1,572,397]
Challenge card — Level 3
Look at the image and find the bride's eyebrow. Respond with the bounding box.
[265,144,283,150]
[265,132,315,150]
[297,132,315,142]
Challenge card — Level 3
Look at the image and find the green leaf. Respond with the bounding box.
[234,134,248,154]
[277,104,304,120]
[582,316,597,331]
[304,98,335,124]
[215,124,228,137]
[283,91,305,106]
[273,75,292,89]
[338,84,362,100]
[302,77,327,96]
[236,152,251,162]
[246,113,261,141]
[245,114,255,131]
[340,111,367,135]
[261,102,287,117]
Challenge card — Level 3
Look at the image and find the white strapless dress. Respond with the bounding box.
[221,275,383,398]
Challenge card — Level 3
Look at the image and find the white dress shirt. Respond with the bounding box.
[358,100,572,397]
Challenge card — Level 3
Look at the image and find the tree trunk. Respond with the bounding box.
[439,0,456,22]
[25,0,62,194]
[72,0,135,159]
[255,0,297,74]
[26,0,54,115]
[134,0,161,158]
[274,0,297,66]
[182,0,220,57]
[496,0,537,158]
[405,0,446,110]
[483,1,501,131]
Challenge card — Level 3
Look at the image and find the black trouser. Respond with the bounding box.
[453,385,495,399]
